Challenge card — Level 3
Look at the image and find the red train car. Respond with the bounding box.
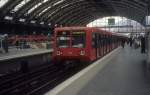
[8,35,48,45]
[52,27,124,64]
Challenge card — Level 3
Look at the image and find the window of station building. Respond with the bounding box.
[57,31,70,48]
[72,31,86,48]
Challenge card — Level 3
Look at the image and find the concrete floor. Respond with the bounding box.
[0,48,46,57]
[77,46,150,95]
[0,48,52,61]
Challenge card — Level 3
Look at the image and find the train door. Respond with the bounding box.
[104,35,106,54]
[93,32,99,59]
[106,35,108,53]
[92,33,97,60]
[108,35,111,52]
[110,36,112,50]
[107,35,109,52]
[99,34,102,57]
[95,33,98,59]
[112,36,114,49]
[97,34,101,58]
[107,35,110,52]
[101,34,104,56]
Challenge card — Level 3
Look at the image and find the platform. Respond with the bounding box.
[45,46,150,95]
[78,46,149,95]
[0,48,53,61]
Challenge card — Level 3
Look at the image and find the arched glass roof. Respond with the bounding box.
[87,16,145,33]
[0,0,149,26]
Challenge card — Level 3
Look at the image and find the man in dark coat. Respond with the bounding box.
[2,34,9,53]
[121,39,125,48]
[129,38,133,47]
[141,36,145,53]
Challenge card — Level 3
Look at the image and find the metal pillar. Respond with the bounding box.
[147,32,150,69]
[146,1,150,69]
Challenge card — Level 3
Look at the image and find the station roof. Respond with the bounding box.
[0,0,149,26]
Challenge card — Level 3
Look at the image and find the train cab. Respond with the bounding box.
[52,27,90,63]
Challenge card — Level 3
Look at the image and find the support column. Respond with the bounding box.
[147,32,150,69]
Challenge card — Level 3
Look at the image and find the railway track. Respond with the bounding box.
[0,62,88,95]
[0,63,57,95]
[27,63,89,95]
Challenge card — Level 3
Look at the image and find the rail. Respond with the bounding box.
[0,61,89,95]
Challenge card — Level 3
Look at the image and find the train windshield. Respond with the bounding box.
[72,31,85,48]
[56,31,86,48]
[57,31,70,48]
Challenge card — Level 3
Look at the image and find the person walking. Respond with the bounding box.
[141,36,146,53]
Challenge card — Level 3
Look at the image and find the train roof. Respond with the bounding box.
[55,26,113,34]
[55,26,127,37]
[55,27,92,31]
[55,26,109,32]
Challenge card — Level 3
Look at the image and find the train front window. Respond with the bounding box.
[72,32,85,48]
[57,31,70,48]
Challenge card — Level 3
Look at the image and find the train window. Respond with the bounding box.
[57,31,70,48]
[72,31,86,48]
[92,33,99,48]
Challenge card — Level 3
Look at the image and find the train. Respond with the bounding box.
[52,27,126,65]
[8,35,49,45]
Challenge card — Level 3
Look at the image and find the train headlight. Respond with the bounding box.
[80,50,85,56]
[56,51,61,55]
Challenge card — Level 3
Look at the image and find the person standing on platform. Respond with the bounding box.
[141,36,146,53]
[127,38,129,45]
[121,39,125,48]
[129,38,133,47]
[16,41,19,49]
[2,34,9,53]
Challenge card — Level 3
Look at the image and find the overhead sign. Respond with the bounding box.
[108,18,115,25]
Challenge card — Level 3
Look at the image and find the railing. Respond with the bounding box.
[8,35,52,46]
